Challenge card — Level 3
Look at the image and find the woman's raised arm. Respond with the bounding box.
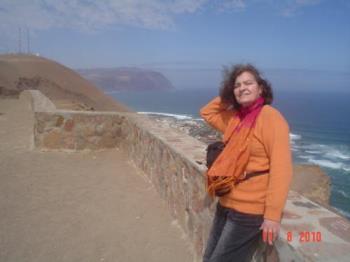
[199,96,234,133]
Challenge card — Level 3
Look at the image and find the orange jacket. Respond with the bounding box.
[200,96,293,221]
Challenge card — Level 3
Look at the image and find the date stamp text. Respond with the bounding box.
[286,231,322,243]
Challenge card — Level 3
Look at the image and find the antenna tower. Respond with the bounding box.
[27,28,30,54]
[18,27,22,53]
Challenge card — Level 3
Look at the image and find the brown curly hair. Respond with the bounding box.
[219,64,273,109]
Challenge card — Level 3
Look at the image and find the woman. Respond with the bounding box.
[200,64,292,262]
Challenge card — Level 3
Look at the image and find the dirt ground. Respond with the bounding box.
[0,98,194,262]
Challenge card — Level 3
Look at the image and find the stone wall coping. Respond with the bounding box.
[125,113,208,173]
[280,191,350,261]
[20,90,56,112]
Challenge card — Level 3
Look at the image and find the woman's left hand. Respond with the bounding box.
[260,219,280,245]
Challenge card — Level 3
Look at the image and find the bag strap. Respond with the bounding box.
[235,169,270,185]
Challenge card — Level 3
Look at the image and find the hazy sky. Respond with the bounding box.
[1,0,349,91]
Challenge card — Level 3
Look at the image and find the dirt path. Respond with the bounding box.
[0,98,193,262]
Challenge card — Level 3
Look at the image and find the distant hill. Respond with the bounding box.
[0,54,132,112]
[77,68,174,92]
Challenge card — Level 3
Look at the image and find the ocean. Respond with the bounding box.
[109,88,350,218]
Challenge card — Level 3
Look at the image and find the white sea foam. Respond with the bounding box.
[290,133,302,140]
[338,190,350,198]
[325,149,350,160]
[294,141,350,169]
[305,150,322,154]
[343,166,350,172]
[138,112,193,120]
[299,155,313,160]
[308,159,343,170]
[306,144,328,150]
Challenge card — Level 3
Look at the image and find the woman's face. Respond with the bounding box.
[233,71,262,108]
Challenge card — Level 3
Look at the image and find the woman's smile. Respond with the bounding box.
[233,71,262,107]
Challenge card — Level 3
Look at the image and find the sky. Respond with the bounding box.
[0,0,350,92]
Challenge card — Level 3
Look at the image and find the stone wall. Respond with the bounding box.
[0,86,20,98]
[21,90,350,262]
[34,111,126,150]
[117,113,213,260]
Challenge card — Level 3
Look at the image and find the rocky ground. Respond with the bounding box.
[144,115,222,144]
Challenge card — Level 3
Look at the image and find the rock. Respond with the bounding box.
[292,164,331,207]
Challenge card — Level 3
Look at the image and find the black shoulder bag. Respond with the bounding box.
[206,141,225,169]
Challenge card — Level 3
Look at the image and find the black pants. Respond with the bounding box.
[203,203,263,262]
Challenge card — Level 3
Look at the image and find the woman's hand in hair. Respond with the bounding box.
[260,219,280,245]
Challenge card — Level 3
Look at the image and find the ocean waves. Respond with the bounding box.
[291,134,350,173]
[138,111,193,120]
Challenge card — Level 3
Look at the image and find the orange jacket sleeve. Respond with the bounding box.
[261,108,293,221]
[199,96,234,133]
